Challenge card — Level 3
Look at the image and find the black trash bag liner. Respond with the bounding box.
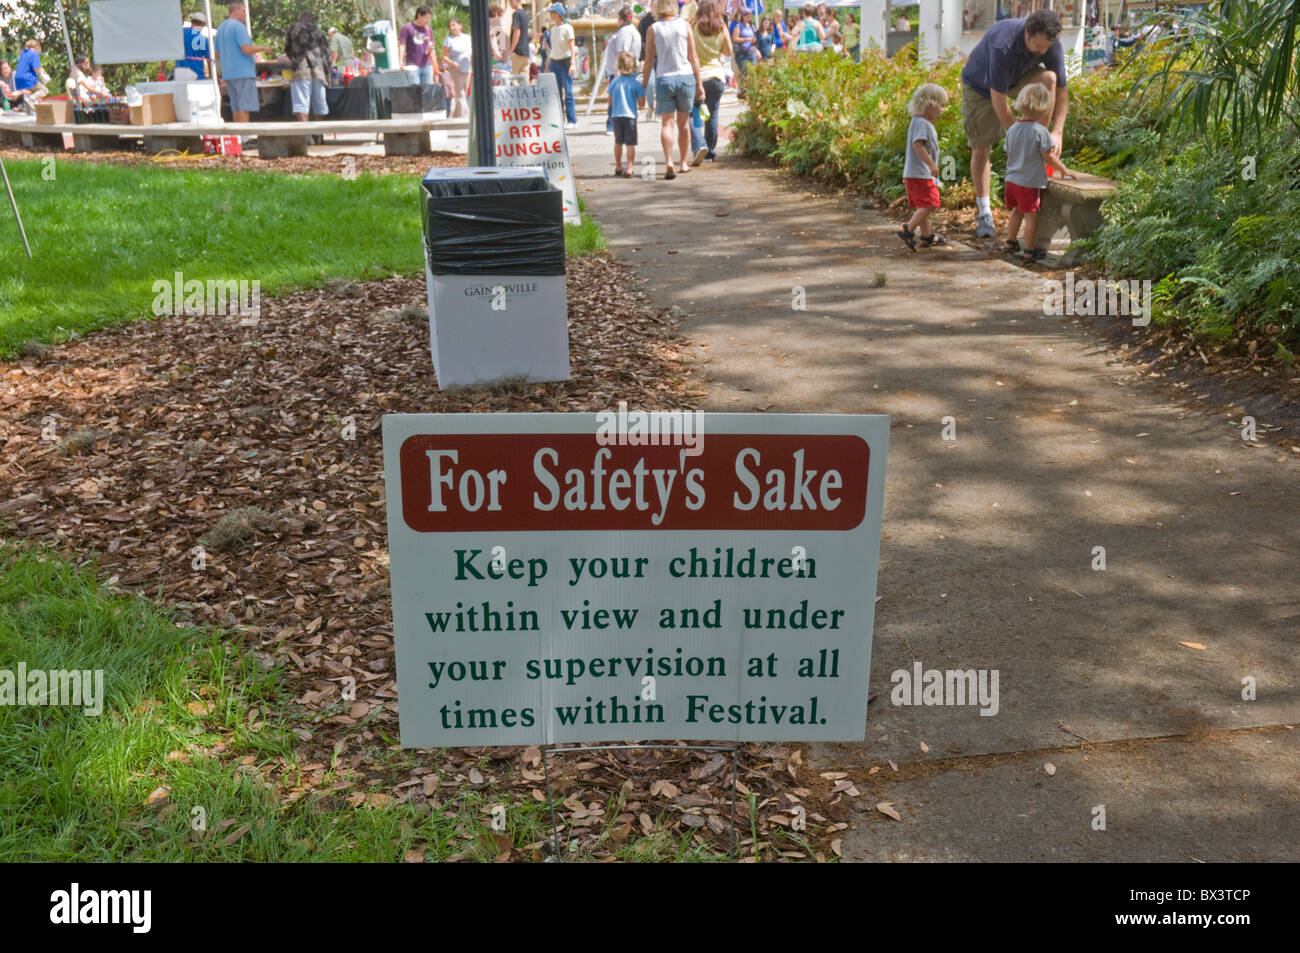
[424,198,566,276]
[422,167,565,276]
[391,84,444,114]
[421,165,556,198]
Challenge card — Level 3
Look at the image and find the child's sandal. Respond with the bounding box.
[1003,239,1021,253]
[897,225,916,251]
[1021,247,1047,263]
[919,232,949,247]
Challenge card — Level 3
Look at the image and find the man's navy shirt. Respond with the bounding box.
[961,17,1067,98]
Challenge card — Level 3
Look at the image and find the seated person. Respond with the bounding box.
[0,60,33,112]
[88,66,111,98]
[67,56,113,102]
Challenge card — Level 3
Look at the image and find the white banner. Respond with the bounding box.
[383,412,888,747]
[91,0,185,64]
[492,73,581,225]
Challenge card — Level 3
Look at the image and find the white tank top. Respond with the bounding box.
[651,18,691,77]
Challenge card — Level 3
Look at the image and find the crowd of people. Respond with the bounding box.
[586,0,873,179]
[1,0,1079,221]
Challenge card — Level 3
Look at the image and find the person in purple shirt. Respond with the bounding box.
[960,10,1070,237]
[399,5,438,85]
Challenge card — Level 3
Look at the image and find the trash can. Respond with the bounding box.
[421,166,569,389]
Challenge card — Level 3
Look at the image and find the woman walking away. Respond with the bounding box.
[641,0,704,179]
[693,0,731,163]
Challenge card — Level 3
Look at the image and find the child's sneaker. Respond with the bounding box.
[897,225,916,251]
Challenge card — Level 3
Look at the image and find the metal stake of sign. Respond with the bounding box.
[0,159,32,258]
[541,743,741,862]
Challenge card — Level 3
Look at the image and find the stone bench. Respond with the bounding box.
[1035,172,1117,263]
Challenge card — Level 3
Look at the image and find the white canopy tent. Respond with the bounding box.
[89,0,185,62]
[71,0,222,126]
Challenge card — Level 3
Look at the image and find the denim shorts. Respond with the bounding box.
[655,73,694,115]
[225,76,259,113]
[290,78,328,115]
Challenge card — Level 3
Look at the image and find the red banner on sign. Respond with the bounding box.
[398,433,869,532]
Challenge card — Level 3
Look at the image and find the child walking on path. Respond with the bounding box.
[1003,83,1076,262]
[898,83,949,251]
[608,52,647,176]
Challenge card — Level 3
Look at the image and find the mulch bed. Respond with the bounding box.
[0,252,857,861]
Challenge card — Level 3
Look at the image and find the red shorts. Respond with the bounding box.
[1004,181,1042,213]
[904,177,940,209]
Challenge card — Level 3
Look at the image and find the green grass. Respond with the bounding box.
[0,543,722,861]
[565,196,607,256]
[0,159,606,359]
[0,160,420,358]
[0,543,527,861]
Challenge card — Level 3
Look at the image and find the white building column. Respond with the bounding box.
[859,0,889,53]
[918,0,962,63]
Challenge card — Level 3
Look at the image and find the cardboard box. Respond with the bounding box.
[129,93,176,126]
[35,100,74,125]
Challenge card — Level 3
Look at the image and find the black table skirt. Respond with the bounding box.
[219,75,445,122]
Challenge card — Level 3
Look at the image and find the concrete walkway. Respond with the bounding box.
[562,99,1298,862]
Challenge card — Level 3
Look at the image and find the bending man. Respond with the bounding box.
[961,10,1069,238]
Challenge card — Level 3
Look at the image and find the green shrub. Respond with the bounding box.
[1088,135,1300,346]
[734,48,969,201]
[733,49,1168,202]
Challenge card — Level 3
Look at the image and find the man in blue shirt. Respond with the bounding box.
[178,12,211,78]
[960,10,1070,237]
[215,1,269,122]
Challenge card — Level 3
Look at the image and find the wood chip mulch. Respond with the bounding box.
[0,252,851,861]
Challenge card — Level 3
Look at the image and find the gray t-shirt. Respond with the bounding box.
[1005,119,1053,189]
[902,115,938,180]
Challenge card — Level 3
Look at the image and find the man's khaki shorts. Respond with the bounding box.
[962,68,1052,149]
[511,53,530,77]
